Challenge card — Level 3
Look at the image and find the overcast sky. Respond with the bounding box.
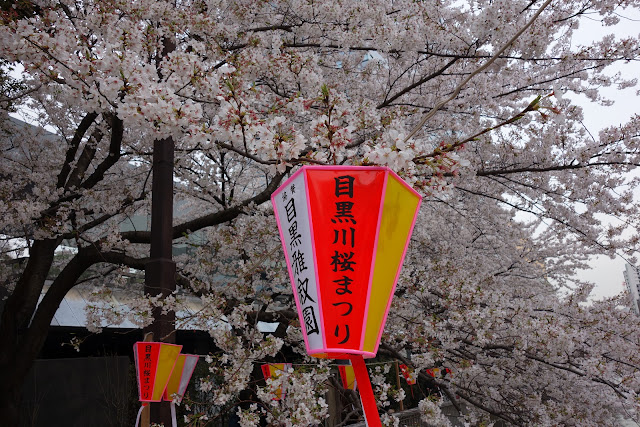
[569,8,640,299]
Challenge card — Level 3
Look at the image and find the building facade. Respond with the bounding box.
[623,263,640,314]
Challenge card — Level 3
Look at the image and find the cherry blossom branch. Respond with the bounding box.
[456,334,632,401]
[21,36,116,108]
[281,41,632,62]
[403,0,555,143]
[378,57,460,109]
[64,123,104,190]
[523,351,628,399]
[452,388,520,426]
[456,186,615,253]
[80,113,124,190]
[59,193,148,241]
[121,171,286,244]
[412,95,543,164]
[215,140,278,165]
[0,83,42,105]
[57,111,99,188]
[478,161,640,176]
[496,63,609,98]
[378,342,463,414]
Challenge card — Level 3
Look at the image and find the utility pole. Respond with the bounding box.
[142,28,178,425]
[144,135,176,426]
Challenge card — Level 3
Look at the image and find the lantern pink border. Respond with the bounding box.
[272,165,422,358]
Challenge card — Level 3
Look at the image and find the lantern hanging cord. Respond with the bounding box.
[134,405,144,427]
[403,0,554,143]
[170,402,178,427]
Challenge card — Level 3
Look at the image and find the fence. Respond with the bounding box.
[348,403,466,427]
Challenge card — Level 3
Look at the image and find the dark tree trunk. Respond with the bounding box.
[0,238,58,425]
[0,240,95,425]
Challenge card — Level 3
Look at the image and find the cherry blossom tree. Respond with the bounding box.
[2,0,640,425]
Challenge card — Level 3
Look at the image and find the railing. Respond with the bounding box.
[347,403,468,427]
[347,407,436,427]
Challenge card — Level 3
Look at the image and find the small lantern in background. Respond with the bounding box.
[133,342,199,427]
[400,364,417,385]
[261,363,293,400]
[133,342,182,427]
[339,364,358,391]
[134,341,182,404]
[272,166,422,426]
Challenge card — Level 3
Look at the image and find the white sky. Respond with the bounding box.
[569,8,640,300]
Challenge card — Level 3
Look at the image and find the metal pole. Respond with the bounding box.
[395,361,404,412]
[144,136,176,426]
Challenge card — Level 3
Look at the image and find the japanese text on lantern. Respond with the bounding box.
[280,182,319,337]
[330,175,357,346]
[141,344,154,399]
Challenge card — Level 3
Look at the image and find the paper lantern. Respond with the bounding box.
[272,166,422,426]
[261,363,292,400]
[133,342,182,403]
[427,367,453,378]
[425,367,439,379]
[399,364,417,385]
[338,364,358,390]
[163,354,199,403]
[272,166,421,358]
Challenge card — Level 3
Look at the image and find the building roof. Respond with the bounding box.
[38,284,278,333]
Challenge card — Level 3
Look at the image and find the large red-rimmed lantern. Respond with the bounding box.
[272,166,421,425]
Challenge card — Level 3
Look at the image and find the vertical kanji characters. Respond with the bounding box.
[278,180,320,339]
[142,346,153,399]
[329,175,358,347]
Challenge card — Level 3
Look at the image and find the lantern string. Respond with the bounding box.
[134,405,144,427]
[170,402,178,427]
